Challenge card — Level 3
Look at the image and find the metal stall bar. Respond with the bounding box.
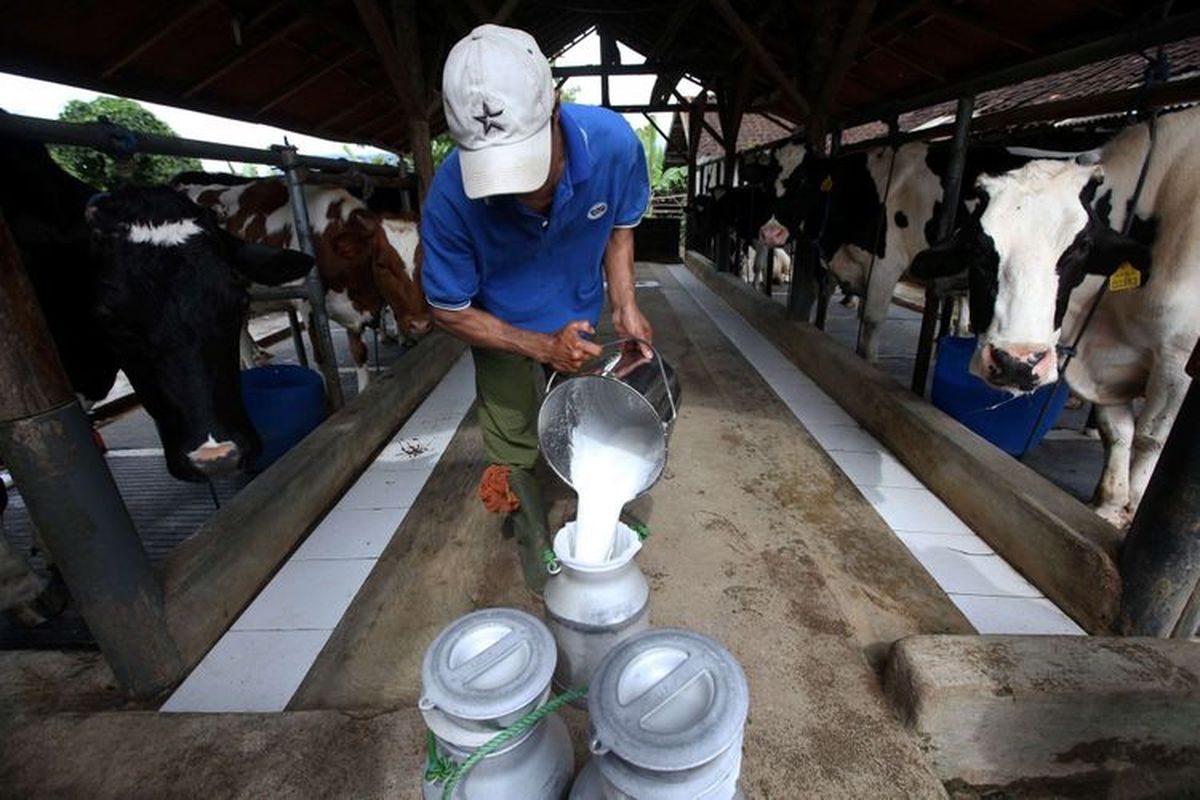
[911,95,974,395]
[0,212,182,697]
[278,144,344,409]
[0,113,412,181]
[1119,341,1200,638]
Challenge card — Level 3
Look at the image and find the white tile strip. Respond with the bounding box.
[162,351,477,713]
[667,266,1083,636]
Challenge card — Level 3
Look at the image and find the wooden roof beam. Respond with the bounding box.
[102,0,219,79]
[868,34,947,83]
[256,48,357,114]
[353,0,419,114]
[707,0,811,117]
[648,0,700,61]
[183,16,306,98]
[930,2,1035,53]
[673,89,724,147]
[816,0,879,114]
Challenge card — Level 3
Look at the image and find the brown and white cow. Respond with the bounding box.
[912,107,1200,525]
[177,176,431,390]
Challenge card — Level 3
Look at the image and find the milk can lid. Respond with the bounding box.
[588,628,749,771]
[420,608,557,721]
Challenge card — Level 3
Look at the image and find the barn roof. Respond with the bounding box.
[1,1,1198,153]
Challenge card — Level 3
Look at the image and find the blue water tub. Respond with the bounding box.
[931,336,1069,457]
[240,364,326,471]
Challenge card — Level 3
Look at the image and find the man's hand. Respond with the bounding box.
[544,320,603,373]
[612,303,654,358]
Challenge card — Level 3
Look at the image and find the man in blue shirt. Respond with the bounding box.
[421,24,652,594]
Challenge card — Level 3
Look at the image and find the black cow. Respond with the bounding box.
[0,130,313,482]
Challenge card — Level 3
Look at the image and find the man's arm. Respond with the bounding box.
[431,306,602,373]
[604,227,653,352]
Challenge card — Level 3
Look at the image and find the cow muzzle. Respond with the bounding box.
[407,316,433,336]
[978,343,1054,392]
[759,219,790,248]
[186,435,242,476]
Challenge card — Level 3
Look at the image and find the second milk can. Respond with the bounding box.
[419,608,573,799]
[543,520,650,697]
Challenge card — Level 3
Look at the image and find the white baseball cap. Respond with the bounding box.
[442,25,554,200]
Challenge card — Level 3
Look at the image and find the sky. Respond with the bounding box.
[0,29,702,172]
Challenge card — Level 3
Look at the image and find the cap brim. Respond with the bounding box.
[459,121,552,200]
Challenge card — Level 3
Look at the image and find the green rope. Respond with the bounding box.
[631,522,650,541]
[541,548,560,573]
[429,686,589,800]
[424,729,456,785]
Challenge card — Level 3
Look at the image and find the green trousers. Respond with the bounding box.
[471,346,546,470]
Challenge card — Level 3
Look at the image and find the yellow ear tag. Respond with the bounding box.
[820,175,834,192]
[1109,262,1142,292]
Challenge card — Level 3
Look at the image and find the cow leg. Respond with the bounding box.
[347,329,370,392]
[1128,360,1191,516]
[380,307,400,344]
[856,278,892,363]
[1092,402,1135,525]
[238,323,259,369]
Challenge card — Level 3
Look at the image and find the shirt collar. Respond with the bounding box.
[559,104,592,185]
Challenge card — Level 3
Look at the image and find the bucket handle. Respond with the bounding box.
[545,337,677,427]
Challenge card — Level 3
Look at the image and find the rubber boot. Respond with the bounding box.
[507,467,552,597]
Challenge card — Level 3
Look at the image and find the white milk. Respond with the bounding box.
[569,428,655,565]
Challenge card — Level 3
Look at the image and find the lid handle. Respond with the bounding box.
[447,628,527,686]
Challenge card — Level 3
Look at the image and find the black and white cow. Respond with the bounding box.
[758,140,1049,362]
[0,129,313,482]
[911,106,1199,524]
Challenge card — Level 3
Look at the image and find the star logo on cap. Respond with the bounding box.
[473,102,505,136]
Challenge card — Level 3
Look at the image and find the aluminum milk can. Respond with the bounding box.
[538,338,681,498]
[544,521,650,698]
[419,608,573,800]
[569,628,750,800]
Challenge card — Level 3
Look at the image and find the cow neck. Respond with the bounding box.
[855,146,899,352]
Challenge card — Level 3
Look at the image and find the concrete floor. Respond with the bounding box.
[285,264,966,795]
[0,264,972,796]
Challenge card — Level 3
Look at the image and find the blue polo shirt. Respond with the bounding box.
[420,103,650,334]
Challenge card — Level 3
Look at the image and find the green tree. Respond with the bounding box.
[635,121,666,190]
[50,97,202,190]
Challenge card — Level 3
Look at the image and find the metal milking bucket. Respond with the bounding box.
[537,338,681,497]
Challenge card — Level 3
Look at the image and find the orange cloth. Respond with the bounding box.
[479,464,520,513]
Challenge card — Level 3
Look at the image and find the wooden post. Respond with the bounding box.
[392,0,433,202]
[599,28,616,109]
[912,95,974,395]
[354,0,434,202]
[1119,342,1200,638]
[0,212,182,697]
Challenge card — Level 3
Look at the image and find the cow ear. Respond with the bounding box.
[349,208,380,234]
[1085,222,1152,280]
[231,238,314,285]
[911,228,973,280]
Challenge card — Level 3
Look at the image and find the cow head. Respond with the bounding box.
[377,214,432,338]
[911,159,1152,393]
[319,207,431,339]
[86,187,314,481]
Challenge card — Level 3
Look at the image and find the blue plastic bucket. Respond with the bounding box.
[240,364,326,471]
[931,336,1069,457]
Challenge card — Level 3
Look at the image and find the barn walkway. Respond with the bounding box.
[152,263,1080,795]
[765,277,1106,504]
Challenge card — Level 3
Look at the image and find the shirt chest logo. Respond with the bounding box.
[587,202,608,220]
